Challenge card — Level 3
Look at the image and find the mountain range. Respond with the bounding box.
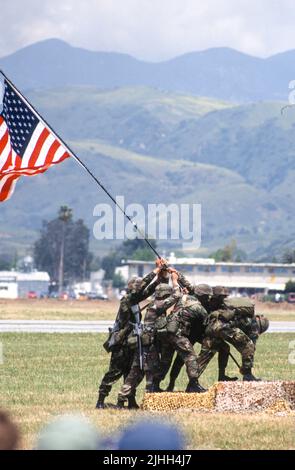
[1,38,295,102]
[0,40,295,260]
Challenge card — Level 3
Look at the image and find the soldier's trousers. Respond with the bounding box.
[196,324,255,377]
[169,340,230,384]
[98,345,134,398]
[159,334,199,381]
[117,348,144,401]
[144,342,162,390]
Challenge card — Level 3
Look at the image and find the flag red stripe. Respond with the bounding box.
[0,151,70,178]
[44,139,61,166]
[0,130,9,155]
[0,175,19,202]
[28,128,50,167]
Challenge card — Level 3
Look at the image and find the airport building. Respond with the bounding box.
[124,256,295,294]
[0,271,50,299]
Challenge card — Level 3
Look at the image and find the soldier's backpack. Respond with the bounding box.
[224,297,255,319]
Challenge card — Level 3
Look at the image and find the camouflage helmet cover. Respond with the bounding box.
[155,283,173,299]
[127,276,142,292]
[255,315,269,334]
[194,284,213,296]
[212,286,230,297]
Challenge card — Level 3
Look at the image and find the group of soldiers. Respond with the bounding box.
[96,258,269,409]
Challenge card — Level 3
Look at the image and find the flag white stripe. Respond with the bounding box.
[0,138,11,171]
[34,134,56,167]
[0,121,7,140]
[11,149,17,167]
[52,145,66,163]
[21,122,45,168]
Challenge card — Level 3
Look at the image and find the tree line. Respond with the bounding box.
[1,208,295,292]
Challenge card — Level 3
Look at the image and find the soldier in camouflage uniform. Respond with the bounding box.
[166,278,237,391]
[116,272,181,405]
[95,259,166,409]
[157,285,209,393]
[195,295,269,382]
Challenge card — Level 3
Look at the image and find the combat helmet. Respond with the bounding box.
[127,276,142,293]
[155,283,173,299]
[212,286,230,297]
[255,315,269,334]
[194,284,213,297]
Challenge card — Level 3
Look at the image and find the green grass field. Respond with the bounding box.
[0,332,294,450]
[0,299,294,321]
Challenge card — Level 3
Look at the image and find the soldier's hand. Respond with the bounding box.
[155,258,162,268]
[159,268,169,279]
[171,272,178,281]
[159,257,169,268]
[168,267,177,274]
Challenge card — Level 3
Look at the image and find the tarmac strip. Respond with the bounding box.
[0,320,294,333]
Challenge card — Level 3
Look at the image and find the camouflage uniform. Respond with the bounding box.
[117,285,181,399]
[158,294,208,388]
[167,275,231,389]
[96,270,160,407]
[195,298,257,379]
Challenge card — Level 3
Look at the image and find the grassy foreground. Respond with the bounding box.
[0,299,295,321]
[0,332,294,450]
[0,298,116,321]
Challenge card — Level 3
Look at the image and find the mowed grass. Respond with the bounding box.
[0,332,294,450]
[0,299,295,321]
[0,299,117,321]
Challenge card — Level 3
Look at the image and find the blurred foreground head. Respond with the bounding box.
[117,420,184,450]
[0,410,20,450]
[35,414,101,450]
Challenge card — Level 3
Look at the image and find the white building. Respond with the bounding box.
[0,271,50,299]
[124,257,295,294]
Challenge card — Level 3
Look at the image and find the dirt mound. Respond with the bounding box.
[142,381,295,413]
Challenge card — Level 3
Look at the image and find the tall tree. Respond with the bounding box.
[34,207,92,286]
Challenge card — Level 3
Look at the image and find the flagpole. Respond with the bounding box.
[0,70,162,259]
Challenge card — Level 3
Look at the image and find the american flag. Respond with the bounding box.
[0,76,70,202]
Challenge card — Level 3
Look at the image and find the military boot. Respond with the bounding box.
[128,396,139,409]
[95,394,106,409]
[218,369,238,382]
[116,398,126,409]
[152,380,163,393]
[242,369,261,381]
[166,379,175,392]
[186,379,207,393]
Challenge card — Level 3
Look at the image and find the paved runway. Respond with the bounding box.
[0,320,294,333]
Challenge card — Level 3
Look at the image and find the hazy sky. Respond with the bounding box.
[0,0,294,61]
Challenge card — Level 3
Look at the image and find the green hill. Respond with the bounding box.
[0,86,294,259]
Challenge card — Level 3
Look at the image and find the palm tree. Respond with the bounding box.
[58,206,72,293]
